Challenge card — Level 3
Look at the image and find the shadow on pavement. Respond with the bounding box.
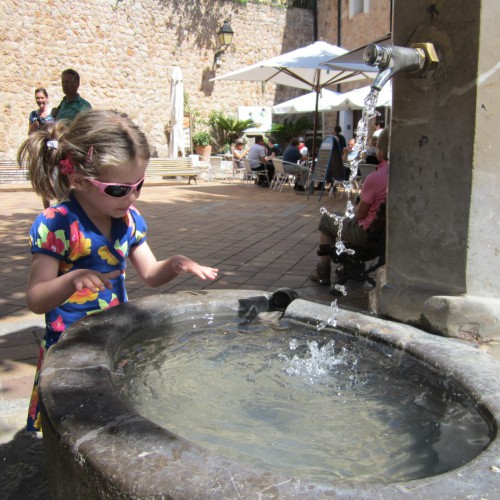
[0,430,49,500]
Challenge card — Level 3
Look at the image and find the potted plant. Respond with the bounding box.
[208,111,256,153]
[192,131,212,159]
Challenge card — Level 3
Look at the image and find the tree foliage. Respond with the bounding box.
[270,116,313,144]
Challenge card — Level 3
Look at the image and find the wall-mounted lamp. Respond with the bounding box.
[213,20,234,68]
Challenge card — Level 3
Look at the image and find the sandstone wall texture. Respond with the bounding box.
[0,0,314,158]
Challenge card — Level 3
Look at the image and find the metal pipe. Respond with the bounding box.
[363,43,427,91]
[364,42,440,93]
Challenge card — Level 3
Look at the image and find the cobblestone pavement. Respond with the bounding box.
[0,179,376,498]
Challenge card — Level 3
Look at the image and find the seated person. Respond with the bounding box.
[297,136,309,163]
[310,127,389,285]
[364,135,379,165]
[248,135,272,187]
[343,138,358,163]
[372,120,385,138]
[263,136,280,181]
[266,136,280,163]
[281,137,310,191]
[233,138,248,171]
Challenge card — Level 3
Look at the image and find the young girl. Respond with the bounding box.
[18,109,219,431]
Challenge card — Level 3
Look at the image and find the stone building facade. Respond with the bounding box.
[317,0,392,134]
[318,0,391,53]
[0,0,313,158]
[1,0,391,159]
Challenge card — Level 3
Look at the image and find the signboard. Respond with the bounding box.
[238,106,272,134]
[310,148,332,183]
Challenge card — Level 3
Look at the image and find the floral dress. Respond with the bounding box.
[27,193,147,431]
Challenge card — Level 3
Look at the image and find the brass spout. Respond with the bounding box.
[364,42,439,91]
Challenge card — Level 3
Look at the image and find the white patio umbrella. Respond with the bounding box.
[340,81,392,109]
[211,41,374,90]
[272,81,392,114]
[322,34,392,74]
[272,88,343,114]
[168,67,184,158]
[211,41,376,162]
[272,88,342,114]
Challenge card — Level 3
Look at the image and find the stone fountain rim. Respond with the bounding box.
[39,289,500,499]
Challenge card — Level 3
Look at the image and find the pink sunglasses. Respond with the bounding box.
[86,175,145,198]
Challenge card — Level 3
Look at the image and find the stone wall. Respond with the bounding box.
[0,0,313,159]
[317,0,391,52]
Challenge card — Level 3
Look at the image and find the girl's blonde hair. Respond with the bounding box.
[18,109,151,202]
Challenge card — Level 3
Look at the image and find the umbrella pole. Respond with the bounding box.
[311,89,320,173]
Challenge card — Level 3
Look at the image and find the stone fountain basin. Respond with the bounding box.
[39,290,500,499]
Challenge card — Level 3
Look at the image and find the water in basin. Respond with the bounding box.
[113,312,492,484]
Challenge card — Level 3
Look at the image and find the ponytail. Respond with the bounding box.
[17,120,72,202]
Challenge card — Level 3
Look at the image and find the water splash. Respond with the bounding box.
[279,339,342,379]
[317,300,339,331]
[332,284,347,296]
[276,302,345,380]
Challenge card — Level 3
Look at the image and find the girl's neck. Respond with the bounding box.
[74,192,113,239]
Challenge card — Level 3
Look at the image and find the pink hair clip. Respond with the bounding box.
[59,158,75,175]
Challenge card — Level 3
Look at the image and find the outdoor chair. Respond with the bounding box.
[356,162,377,191]
[232,159,245,181]
[326,151,350,199]
[271,158,294,191]
[241,158,270,187]
[189,154,210,171]
[241,159,257,187]
[208,156,231,181]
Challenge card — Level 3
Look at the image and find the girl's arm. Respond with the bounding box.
[129,241,218,288]
[26,253,120,314]
[233,149,247,160]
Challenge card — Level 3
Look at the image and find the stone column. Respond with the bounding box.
[372,0,500,342]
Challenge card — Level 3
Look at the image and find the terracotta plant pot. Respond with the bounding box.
[195,145,212,159]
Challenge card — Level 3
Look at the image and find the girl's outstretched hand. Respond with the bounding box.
[72,269,122,293]
[171,256,218,280]
[26,252,124,315]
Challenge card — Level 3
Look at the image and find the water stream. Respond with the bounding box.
[317,89,381,318]
[320,88,380,255]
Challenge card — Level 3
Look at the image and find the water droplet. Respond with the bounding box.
[317,300,339,331]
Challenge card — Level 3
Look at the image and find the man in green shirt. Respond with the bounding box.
[54,69,92,121]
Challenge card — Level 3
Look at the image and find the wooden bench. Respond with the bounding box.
[146,158,198,184]
[0,160,29,184]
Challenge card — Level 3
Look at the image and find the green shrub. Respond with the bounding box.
[208,111,256,152]
[192,131,212,147]
[271,116,313,144]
